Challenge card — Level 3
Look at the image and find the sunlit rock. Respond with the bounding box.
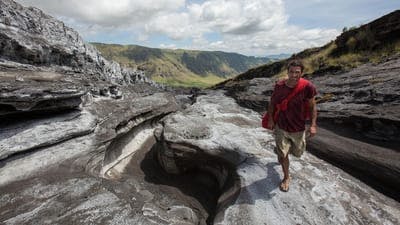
[160,90,400,225]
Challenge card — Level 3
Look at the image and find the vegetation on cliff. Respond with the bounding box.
[215,10,400,86]
[92,43,271,88]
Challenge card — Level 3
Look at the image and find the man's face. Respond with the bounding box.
[287,66,303,82]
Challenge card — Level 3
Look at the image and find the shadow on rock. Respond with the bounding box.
[236,161,281,204]
[140,146,230,224]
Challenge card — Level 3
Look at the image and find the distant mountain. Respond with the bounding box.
[92,43,272,88]
[266,53,291,60]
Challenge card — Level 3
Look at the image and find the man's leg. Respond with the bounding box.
[274,126,291,192]
[278,130,306,191]
[278,154,290,191]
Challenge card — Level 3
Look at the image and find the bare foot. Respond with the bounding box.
[279,177,290,192]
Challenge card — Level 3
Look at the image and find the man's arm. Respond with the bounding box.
[308,97,317,137]
[266,99,275,130]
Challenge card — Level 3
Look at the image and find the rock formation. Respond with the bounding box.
[157,91,400,224]
[1,0,399,225]
[0,0,156,86]
[216,54,400,201]
[211,11,400,203]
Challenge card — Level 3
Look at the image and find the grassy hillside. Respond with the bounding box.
[92,43,271,88]
[216,10,400,86]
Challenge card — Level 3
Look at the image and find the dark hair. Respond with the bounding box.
[287,59,304,72]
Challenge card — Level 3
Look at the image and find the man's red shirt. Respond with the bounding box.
[271,80,317,132]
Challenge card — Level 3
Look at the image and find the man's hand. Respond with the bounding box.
[307,125,317,138]
[267,116,275,130]
[307,97,317,138]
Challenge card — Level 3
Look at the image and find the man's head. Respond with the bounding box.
[287,59,304,73]
[286,59,304,85]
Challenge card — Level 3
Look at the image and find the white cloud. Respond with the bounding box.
[159,43,177,49]
[15,0,340,55]
[188,0,286,34]
[145,12,194,40]
[172,0,338,55]
[17,0,185,27]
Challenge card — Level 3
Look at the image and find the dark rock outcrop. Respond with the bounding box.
[313,56,400,144]
[0,70,86,117]
[332,10,400,55]
[0,0,156,86]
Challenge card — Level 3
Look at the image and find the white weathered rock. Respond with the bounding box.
[0,110,97,159]
[162,91,274,164]
[0,133,96,186]
[0,90,198,225]
[161,91,400,225]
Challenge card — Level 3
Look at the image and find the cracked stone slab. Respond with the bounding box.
[0,70,88,116]
[0,110,97,160]
[162,91,274,166]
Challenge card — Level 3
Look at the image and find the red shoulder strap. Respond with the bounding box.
[278,78,309,111]
[276,79,286,86]
[287,78,309,101]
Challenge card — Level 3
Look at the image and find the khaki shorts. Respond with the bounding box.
[274,126,306,158]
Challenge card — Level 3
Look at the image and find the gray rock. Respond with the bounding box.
[0,0,158,86]
[159,91,400,225]
[0,110,96,160]
[161,91,271,167]
[0,1,206,224]
[312,57,400,142]
[1,88,399,225]
[0,91,184,225]
[1,1,399,225]
[218,55,400,200]
[0,70,86,116]
[220,56,400,142]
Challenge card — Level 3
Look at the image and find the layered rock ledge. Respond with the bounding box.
[2,89,399,225]
[0,87,189,224]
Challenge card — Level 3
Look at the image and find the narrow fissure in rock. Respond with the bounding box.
[141,142,240,225]
[100,124,241,225]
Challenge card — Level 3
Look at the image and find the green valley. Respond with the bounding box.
[92,43,272,88]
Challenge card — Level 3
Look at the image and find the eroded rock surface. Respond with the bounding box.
[303,59,400,200]
[0,1,203,224]
[159,91,400,225]
[0,88,189,225]
[1,0,400,224]
[0,70,86,116]
[313,57,400,140]
[217,56,400,200]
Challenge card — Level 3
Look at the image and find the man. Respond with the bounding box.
[266,59,317,192]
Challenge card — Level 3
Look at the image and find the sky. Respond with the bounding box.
[15,0,400,56]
